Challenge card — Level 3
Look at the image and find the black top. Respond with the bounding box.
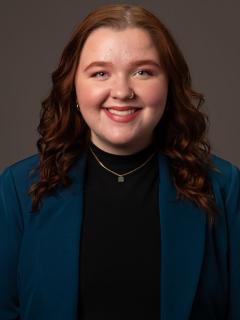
[79,142,161,319]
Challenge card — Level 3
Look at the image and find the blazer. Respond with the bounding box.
[0,151,239,320]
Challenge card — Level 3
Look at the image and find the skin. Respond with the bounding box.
[74,27,169,155]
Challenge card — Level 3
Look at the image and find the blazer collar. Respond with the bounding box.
[44,151,206,320]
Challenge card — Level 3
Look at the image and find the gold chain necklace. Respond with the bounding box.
[89,147,156,182]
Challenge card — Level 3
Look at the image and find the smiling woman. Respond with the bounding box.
[0,3,240,320]
[74,27,168,154]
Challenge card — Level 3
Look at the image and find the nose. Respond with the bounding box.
[110,77,134,100]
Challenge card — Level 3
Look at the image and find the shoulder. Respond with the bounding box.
[210,153,239,188]
[1,153,40,189]
[0,154,40,213]
[1,153,40,177]
[209,154,240,210]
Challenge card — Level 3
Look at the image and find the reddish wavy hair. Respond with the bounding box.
[28,4,218,225]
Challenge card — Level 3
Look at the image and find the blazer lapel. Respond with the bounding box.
[27,153,88,319]
[158,153,206,320]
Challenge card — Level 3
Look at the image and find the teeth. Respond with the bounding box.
[108,108,136,116]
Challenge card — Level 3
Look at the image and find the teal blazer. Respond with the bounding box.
[0,152,239,320]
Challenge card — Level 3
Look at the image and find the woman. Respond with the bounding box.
[0,4,239,320]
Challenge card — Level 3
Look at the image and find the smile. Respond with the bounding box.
[103,107,142,123]
[107,108,136,116]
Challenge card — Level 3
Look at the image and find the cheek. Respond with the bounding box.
[140,82,168,109]
[76,82,107,108]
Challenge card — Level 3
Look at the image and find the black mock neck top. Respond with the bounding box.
[79,142,161,319]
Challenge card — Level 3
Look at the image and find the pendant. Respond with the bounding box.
[118,176,125,182]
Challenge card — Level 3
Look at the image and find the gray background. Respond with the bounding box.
[1,0,239,170]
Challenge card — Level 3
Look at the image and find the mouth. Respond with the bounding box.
[103,106,142,115]
[102,106,142,123]
[106,108,138,116]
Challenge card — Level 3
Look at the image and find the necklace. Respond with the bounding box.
[89,147,156,182]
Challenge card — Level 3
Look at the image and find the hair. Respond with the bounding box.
[28,3,219,225]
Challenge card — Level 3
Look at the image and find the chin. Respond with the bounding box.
[92,131,143,151]
[107,136,137,147]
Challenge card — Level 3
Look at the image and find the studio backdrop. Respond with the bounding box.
[0,0,239,170]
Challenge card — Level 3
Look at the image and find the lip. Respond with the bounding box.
[104,106,141,111]
[102,107,142,123]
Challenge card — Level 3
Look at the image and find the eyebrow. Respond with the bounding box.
[83,59,161,72]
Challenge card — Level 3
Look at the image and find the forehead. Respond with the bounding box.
[78,27,160,66]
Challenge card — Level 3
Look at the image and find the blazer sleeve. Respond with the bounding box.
[0,167,23,320]
[225,164,240,319]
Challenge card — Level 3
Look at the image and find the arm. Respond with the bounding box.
[225,164,240,319]
[0,167,23,320]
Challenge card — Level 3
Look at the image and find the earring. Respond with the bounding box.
[76,102,79,110]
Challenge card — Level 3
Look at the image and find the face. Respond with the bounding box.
[74,27,168,155]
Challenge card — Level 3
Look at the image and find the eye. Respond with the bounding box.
[91,71,108,78]
[135,69,153,77]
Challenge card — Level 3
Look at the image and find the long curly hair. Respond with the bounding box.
[28,4,218,225]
